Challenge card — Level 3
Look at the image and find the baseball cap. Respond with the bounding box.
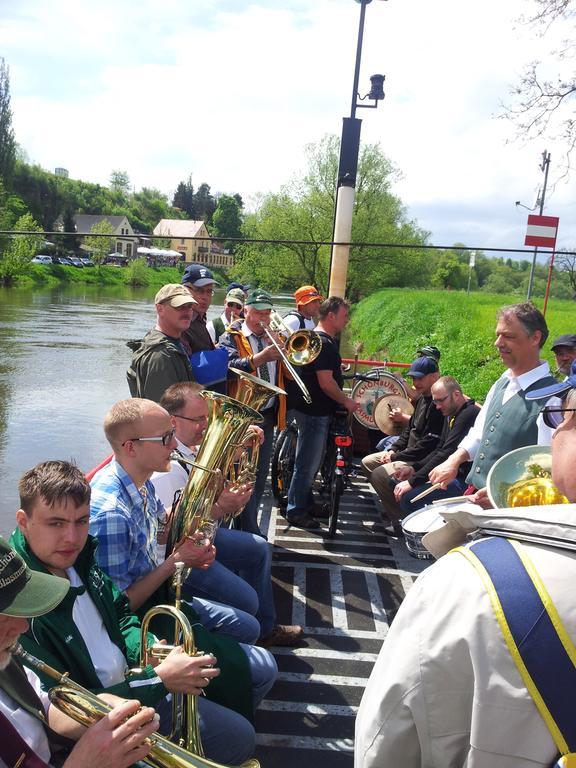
[0,537,69,617]
[417,345,441,361]
[155,284,198,308]
[406,356,439,379]
[551,334,576,351]
[181,264,220,287]
[245,289,273,310]
[525,359,576,401]
[225,288,245,306]
[227,282,248,293]
[294,285,323,306]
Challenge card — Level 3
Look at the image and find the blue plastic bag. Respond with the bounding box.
[189,348,229,386]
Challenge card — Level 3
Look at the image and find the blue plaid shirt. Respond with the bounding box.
[89,459,165,591]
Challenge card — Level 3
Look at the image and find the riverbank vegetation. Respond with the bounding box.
[348,289,576,401]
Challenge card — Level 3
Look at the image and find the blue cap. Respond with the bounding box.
[525,359,576,400]
[227,281,248,293]
[181,264,219,287]
[406,356,439,379]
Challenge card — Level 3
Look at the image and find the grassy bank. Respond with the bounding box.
[348,289,576,401]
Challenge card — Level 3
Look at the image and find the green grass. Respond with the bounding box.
[348,289,576,401]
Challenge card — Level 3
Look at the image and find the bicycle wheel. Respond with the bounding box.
[327,472,344,538]
[270,424,297,508]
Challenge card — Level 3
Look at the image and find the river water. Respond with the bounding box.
[0,284,329,535]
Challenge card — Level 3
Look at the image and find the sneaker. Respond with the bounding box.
[287,513,321,529]
[258,624,303,648]
[307,502,330,519]
[383,520,403,537]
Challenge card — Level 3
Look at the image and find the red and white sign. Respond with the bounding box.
[525,215,559,249]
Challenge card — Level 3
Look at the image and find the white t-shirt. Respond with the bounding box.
[282,311,316,332]
[0,664,51,766]
[67,567,128,688]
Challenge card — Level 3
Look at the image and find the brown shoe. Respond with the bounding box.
[287,513,320,529]
[258,624,303,648]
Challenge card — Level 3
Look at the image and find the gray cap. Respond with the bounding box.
[551,334,576,351]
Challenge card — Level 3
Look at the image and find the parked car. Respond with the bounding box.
[53,256,73,266]
[68,257,84,268]
[31,255,53,265]
[79,257,94,267]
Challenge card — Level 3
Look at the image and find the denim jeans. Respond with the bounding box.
[185,595,260,645]
[398,478,467,516]
[184,527,276,636]
[236,409,276,537]
[286,410,330,518]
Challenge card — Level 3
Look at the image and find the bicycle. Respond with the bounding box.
[270,419,298,508]
[319,408,353,538]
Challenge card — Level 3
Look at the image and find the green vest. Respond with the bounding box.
[467,372,557,488]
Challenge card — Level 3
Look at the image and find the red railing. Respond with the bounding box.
[341,358,411,369]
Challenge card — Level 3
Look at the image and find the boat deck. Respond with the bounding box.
[254,469,429,766]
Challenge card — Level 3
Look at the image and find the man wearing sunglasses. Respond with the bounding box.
[429,302,559,501]
[207,287,245,344]
[127,283,198,403]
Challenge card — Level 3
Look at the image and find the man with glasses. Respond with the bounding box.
[392,376,480,514]
[151,381,303,647]
[207,287,245,344]
[430,302,559,502]
[127,283,198,403]
[89,397,263,647]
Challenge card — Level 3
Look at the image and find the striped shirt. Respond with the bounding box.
[89,459,164,591]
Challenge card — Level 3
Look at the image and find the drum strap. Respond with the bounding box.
[454,537,576,767]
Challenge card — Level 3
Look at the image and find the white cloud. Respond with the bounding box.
[1,0,575,255]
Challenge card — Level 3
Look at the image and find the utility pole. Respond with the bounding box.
[526,150,551,301]
[328,0,385,298]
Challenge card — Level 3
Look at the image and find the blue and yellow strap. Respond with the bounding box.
[455,537,576,762]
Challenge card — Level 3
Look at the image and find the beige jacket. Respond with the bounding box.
[355,505,576,768]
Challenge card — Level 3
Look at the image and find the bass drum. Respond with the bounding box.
[351,368,409,430]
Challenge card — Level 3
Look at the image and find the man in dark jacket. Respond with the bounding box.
[362,356,444,528]
[126,283,197,402]
[392,375,480,513]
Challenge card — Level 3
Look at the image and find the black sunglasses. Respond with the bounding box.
[540,406,576,429]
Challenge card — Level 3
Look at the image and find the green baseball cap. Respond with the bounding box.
[0,537,69,617]
[245,289,273,310]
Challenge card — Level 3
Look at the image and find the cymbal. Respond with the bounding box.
[373,394,414,435]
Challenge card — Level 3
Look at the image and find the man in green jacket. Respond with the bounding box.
[11,459,261,765]
[126,283,198,403]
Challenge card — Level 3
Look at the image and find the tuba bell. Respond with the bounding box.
[486,445,570,508]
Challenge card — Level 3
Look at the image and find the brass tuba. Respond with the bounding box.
[12,643,259,768]
[166,391,263,561]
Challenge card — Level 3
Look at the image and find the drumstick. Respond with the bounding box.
[431,495,471,505]
[410,483,442,503]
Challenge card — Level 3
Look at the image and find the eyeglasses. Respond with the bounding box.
[191,287,215,296]
[227,303,243,310]
[173,413,207,424]
[432,393,451,405]
[122,428,176,447]
[540,406,576,429]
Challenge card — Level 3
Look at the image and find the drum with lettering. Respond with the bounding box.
[351,369,409,430]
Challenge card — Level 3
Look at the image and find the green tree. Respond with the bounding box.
[109,170,131,197]
[0,212,42,284]
[212,194,243,248]
[193,183,216,223]
[172,176,196,218]
[431,254,468,289]
[0,58,16,187]
[83,219,115,266]
[234,135,429,297]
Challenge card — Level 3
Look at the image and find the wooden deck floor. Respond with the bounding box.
[253,470,429,767]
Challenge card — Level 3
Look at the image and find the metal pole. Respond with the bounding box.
[526,150,551,301]
[328,1,370,297]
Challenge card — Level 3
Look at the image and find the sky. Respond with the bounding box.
[1,0,575,260]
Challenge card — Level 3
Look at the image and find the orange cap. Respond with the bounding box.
[294,285,323,306]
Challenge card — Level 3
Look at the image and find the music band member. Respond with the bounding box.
[10,460,261,765]
[282,285,323,333]
[356,390,576,768]
[152,381,303,647]
[127,283,198,403]
[219,288,287,538]
[284,296,359,529]
[429,302,559,497]
[207,287,245,344]
[362,356,444,533]
[0,535,158,768]
[550,333,576,377]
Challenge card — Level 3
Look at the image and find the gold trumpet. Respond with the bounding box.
[12,642,259,768]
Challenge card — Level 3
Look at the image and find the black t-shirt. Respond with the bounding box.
[286,331,343,415]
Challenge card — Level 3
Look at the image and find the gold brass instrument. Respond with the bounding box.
[166,391,263,559]
[12,643,259,768]
[486,445,570,508]
[258,311,322,405]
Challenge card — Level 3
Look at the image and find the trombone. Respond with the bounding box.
[259,311,322,405]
